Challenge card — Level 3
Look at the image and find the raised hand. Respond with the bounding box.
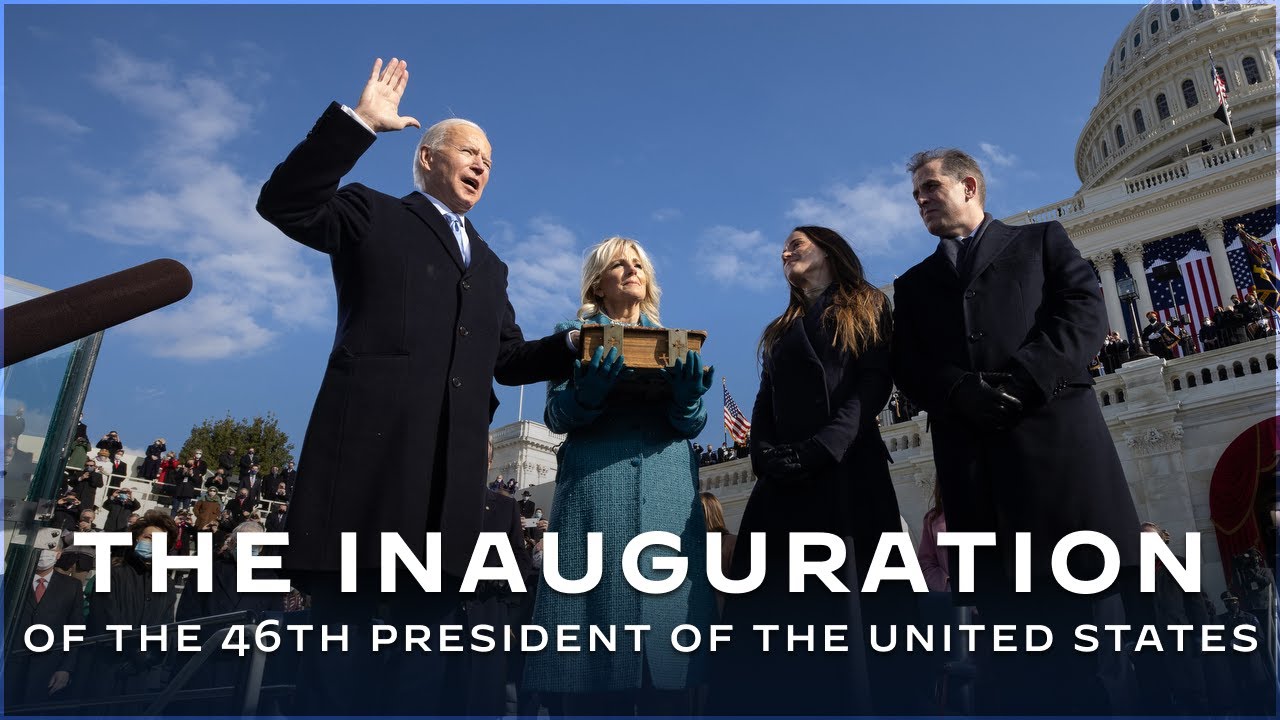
[352,57,420,133]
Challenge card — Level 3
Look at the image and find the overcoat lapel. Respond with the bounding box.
[403,192,465,272]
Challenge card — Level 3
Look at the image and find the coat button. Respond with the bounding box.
[451,377,463,388]
[461,280,471,291]
[630,459,640,467]
[964,290,976,299]
[968,331,984,343]
[458,325,469,336]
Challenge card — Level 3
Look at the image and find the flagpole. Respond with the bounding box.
[1209,50,1237,144]
[722,377,729,448]
[518,385,524,421]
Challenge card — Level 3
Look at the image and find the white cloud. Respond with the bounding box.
[651,207,682,222]
[487,217,583,331]
[17,105,89,135]
[695,225,779,291]
[68,42,332,359]
[786,172,919,256]
[978,142,1017,168]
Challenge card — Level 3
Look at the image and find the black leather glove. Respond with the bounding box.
[761,439,831,480]
[948,372,1023,431]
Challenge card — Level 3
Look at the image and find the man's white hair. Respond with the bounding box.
[412,118,487,192]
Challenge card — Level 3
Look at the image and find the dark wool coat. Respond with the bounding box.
[892,217,1140,595]
[257,103,573,576]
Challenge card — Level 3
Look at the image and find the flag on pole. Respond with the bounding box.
[1236,224,1280,309]
[1210,52,1232,128]
[722,378,751,443]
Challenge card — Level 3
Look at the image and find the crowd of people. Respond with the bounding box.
[1091,291,1273,372]
[12,57,1276,717]
[692,440,749,466]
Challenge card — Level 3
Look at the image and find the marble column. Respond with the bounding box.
[1199,218,1238,306]
[1120,242,1154,320]
[1090,251,1127,334]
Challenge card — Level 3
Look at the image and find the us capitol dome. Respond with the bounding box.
[1079,1,1274,189]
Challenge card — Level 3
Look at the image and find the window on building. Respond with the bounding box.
[1120,47,1126,62]
[1133,108,1146,134]
[1215,66,1230,92]
[1133,33,1142,48]
[1243,56,1261,84]
[1191,0,1203,10]
[1102,140,1109,158]
[1170,7,1181,21]
[1115,125,1126,148]
[1182,79,1198,107]
[1150,20,1159,34]
[1156,93,1170,119]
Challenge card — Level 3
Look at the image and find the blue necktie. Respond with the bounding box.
[444,212,470,268]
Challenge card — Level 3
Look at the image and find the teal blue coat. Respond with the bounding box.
[523,314,714,693]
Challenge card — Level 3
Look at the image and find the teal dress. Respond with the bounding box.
[523,313,714,693]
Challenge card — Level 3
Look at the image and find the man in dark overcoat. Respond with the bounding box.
[891,148,1140,714]
[5,552,81,707]
[256,57,575,714]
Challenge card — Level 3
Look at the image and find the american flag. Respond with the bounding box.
[722,378,751,443]
[1211,53,1231,126]
[1143,228,1215,357]
[1123,205,1280,355]
[1225,205,1280,301]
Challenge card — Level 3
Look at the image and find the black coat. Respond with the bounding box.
[69,469,104,509]
[717,291,897,716]
[6,571,82,706]
[176,554,284,622]
[85,553,178,696]
[103,495,140,532]
[892,217,1139,593]
[257,102,573,576]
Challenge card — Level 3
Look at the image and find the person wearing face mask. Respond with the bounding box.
[5,548,81,706]
[523,236,716,715]
[86,510,179,697]
[177,521,283,623]
[711,226,907,716]
[103,488,140,532]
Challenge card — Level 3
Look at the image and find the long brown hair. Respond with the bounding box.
[700,492,727,533]
[758,226,886,361]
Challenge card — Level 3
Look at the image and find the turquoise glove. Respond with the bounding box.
[574,345,625,410]
[663,350,714,406]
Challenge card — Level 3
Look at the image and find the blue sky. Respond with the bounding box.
[4,3,1141,456]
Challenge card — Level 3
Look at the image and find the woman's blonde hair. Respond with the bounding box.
[758,226,886,361]
[577,236,662,325]
[700,492,727,533]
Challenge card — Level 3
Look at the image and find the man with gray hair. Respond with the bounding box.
[257,57,577,715]
[891,148,1140,714]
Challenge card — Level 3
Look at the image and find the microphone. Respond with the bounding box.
[3,259,193,367]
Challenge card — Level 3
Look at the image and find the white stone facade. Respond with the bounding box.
[493,2,1277,602]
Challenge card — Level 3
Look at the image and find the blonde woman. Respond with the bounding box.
[524,236,714,714]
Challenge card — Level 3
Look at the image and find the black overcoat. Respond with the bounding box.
[6,571,82,706]
[891,217,1139,592]
[716,292,898,716]
[257,103,572,576]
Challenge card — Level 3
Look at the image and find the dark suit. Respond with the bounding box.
[257,102,573,715]
[6,571,82,707]
[257,102,572,578]
[716,293,902,715]
[892,216,1140,712]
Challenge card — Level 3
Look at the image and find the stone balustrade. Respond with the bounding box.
[1011,128,1275,227]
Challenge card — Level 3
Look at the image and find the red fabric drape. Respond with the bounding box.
[1209,416,1278,582]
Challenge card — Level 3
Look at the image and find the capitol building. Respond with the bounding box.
[494,1,1277,600]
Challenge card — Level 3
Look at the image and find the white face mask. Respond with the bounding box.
[36,550,58,572]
